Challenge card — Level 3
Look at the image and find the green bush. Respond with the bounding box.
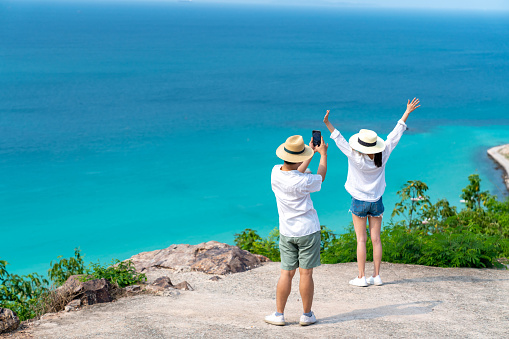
[320,226,362,264]
[0,260,49,321]
[234,228,280,262]
[381,224,507,268]
[235,174,509,269]
[0,249,146,321]
[84,260,146,288]
[234,225,353,264]
[48,248,86,286]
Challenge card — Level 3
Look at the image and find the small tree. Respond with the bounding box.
[392,180,431,228]
[460,174,491,210]
[421,199,457,233]
[48,248,86,286]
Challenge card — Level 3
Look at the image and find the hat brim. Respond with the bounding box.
[276,144,314,163]
[349,134,386,154]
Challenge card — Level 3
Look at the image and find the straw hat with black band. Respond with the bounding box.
[348,129,386,154]
[276,135,314,163]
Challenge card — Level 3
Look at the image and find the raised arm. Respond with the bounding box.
[385,98,421,156]
[297,138,316,173]
[323,110,335,134]
[297,137,327,182]
[325,109,355,158]
[315,136,328,182]
[401,98,420,123]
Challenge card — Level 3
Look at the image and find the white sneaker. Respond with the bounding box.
[264,312,285,326]
[367,275,383,286]
[300,311,317,326]
[349,276,368,287]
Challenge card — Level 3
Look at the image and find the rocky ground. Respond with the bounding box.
[4,261,509,338]
[488,144,509,191]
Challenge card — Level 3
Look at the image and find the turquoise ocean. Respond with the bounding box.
[1,1,508,275]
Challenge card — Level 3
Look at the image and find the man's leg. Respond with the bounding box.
[352,214,368,278]
[276,269,296,314]
[299,268,314,314]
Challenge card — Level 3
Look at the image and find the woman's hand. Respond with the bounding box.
[323,109,335,133]
[401,98,420,123]
[405,98,420,114]
[323,110,330,124]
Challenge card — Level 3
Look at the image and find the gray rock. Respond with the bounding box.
[56,275,87,295]
[161,289,180,298]
[66,299,82,310]
[209,276,222,281]
[0,308,20,334]
[79,278,112,305]
[126,241,269,275]
[173,281,193,291]
[59,276,112,306]
[146,276,174,293]
[124,285,141,293]
[153,277,173,289]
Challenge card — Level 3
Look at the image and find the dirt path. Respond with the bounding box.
[7,262,509,338]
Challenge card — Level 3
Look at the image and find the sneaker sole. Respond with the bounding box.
[264,320,285,326]
[349,282,368,287]
[300,321,316,326]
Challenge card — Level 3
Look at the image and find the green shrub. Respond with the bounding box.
[84,260,146,288]
[0,259,49,321]
[379,225,423,264]
[392,180,431,229]
[0,249,146,321]
[461,174,491,210]
[321,226,362,264]
[234,225,358,265]
[234,228,280,262]
[381,223,506,268]
[236,174,509,269]
[48,248,86,286]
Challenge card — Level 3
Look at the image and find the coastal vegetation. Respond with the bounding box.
[235,174,509,268]
[2,174,507,323]
[0,250,146,321]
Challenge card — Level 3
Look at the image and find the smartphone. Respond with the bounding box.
[312,130,321,147]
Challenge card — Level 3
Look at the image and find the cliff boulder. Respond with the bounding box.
[126,241,269,275]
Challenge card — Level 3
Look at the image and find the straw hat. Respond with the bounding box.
[276,135,314,163]
[349,129,386,154]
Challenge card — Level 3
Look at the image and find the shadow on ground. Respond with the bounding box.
[386,276,509,285]
[319,300,442,324]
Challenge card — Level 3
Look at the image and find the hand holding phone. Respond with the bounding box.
[312,130,321,147]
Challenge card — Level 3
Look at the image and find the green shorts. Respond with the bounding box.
[279,231,321,271]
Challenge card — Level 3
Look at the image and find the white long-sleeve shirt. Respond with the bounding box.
[330,120,407,202]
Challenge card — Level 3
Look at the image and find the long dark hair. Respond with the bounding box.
[374,152,382,168]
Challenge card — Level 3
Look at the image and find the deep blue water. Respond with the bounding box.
[1,1,508,275]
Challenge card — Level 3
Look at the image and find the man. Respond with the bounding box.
[265,134,328,326]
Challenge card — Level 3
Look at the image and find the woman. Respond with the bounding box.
[323,98,420,286]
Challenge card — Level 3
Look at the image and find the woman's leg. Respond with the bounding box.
[368,215,383,277]
[352,214,368,278]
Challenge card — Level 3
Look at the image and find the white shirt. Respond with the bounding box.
[271,165,322,237]
[330,120,407,202]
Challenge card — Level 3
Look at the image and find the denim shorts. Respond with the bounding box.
[350,196,384,218]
